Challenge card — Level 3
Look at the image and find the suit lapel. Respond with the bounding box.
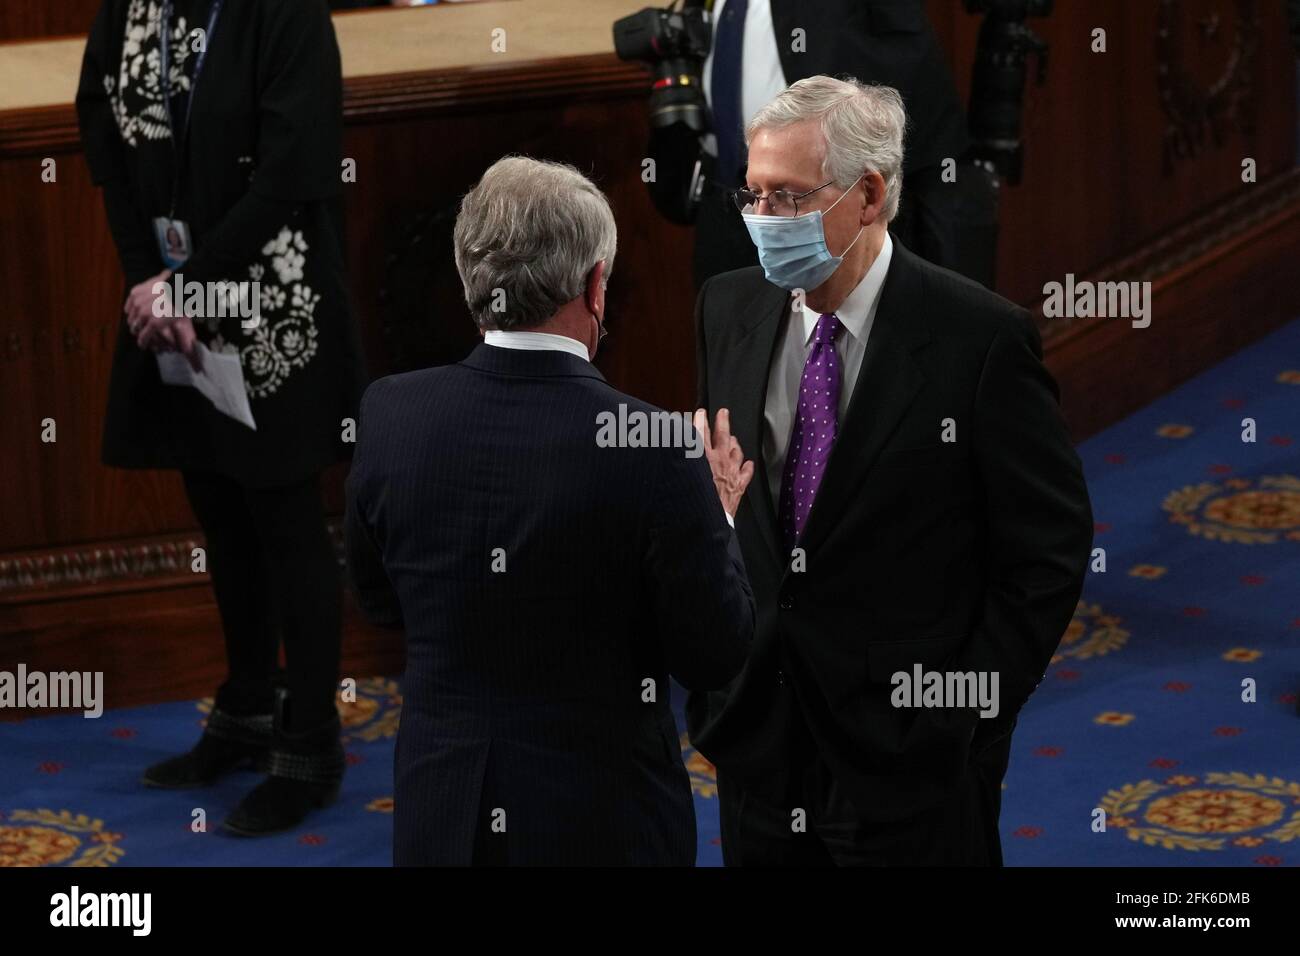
[796,238,933,560]
[726,282,789,572]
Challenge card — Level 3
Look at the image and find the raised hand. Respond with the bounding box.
[693,407,754,518]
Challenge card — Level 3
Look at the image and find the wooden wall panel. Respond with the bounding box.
[0,57,694,555]
[0,154,200,552]
[933,0,1295,304]
[1044,168,1300,440]
[2,1,1298,711]
[0,1,100,43]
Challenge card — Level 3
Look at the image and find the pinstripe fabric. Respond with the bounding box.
[345,344,754,866]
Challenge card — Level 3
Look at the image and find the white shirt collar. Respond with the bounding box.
[799,232,893,346]
[483,329,590,362]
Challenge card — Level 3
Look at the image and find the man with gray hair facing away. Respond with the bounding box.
[689,76,1093,865]
[345,156,757,866]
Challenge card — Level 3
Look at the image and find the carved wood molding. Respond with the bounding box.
[343,55,651,125]
[0,54,651,159]
[0,103,81,157]
[1157,0,1260,174]
[0,521,346,607]
[1037,166,1300,346]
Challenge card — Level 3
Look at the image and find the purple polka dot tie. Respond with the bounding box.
[778,313,842,551]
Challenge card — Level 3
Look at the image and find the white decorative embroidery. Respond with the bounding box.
[206,227,320,399]
[265,228,307,285]
[113,0,192,148]
[105,7,323,401]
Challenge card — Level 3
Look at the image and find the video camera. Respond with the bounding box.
[965,0,1052,185]
[613,0,713,132]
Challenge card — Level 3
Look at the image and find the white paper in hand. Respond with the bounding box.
[156,342,257,430]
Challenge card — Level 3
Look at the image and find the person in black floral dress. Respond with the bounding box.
[77,0,367,835]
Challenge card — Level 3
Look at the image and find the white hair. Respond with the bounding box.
[453,156,617,330]
[745,76,907,222]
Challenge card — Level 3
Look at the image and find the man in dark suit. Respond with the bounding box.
[688,76,1093,865]
[647,0,995,287]
[345,156,757,866]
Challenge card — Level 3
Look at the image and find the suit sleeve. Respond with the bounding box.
[76,0,131,189]
[100,180,165,288]
[694,275,713,410]
[958,309,1093,743]
[644,446,754,690]
[181,193,304,288]
[76,0,163,287]
[182,0,339,286]
[250,0,343,203]
[344,387,404,629]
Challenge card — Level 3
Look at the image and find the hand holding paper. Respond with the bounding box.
[156,342,257,430]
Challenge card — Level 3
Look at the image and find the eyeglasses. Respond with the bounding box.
[732,180,836,217]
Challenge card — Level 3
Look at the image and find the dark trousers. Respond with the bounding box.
[716,731,1013,867]
[180,469,341,731]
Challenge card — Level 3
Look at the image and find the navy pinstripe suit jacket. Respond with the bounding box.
[345,343,754,865]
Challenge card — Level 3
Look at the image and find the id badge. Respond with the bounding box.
[153,217,192,269]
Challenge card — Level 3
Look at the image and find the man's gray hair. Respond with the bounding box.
[746,76,907,222]
[453,156,617,330]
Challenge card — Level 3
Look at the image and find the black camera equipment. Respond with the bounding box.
[613,0,714,224]
[965,0,1052,185]
[613,0,713,131]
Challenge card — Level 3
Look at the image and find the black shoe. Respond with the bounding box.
[223,710,344,837]
[141,707,272,789]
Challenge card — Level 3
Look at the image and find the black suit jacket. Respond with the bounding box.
[659,0,980,285]
[649,0,969,224]
[768,0,968,174]
[346,344,754,865]
[688,236,1093,821]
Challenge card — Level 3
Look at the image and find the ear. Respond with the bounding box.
[584,259,607,315]
[861,171,887,225]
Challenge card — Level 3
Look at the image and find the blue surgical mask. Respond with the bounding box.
[741,175,865,291]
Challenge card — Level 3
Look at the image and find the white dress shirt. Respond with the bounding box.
[762,233,894,506]
[483,329,589,361]
[701,0,787,161]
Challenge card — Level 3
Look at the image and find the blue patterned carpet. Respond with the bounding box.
[995,318,1300,866]
[2,319,1298,866]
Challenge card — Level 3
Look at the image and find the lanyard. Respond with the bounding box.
[159,0,225,215]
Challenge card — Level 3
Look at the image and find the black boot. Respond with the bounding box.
[141,707,271,789]
[223,691,344,837]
